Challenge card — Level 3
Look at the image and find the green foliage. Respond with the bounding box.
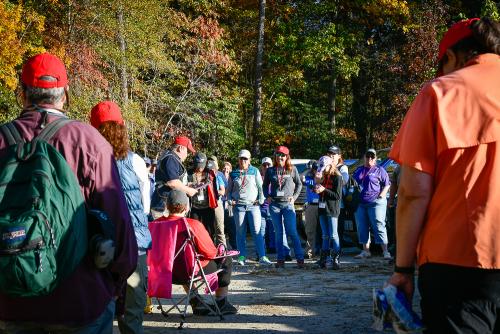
[482,0,500,20]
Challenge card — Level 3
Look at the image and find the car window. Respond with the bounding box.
[295,163,307,174]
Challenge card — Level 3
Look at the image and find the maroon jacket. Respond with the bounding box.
[0,111,138,326]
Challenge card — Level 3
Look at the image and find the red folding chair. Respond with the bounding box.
[147,216,238,328]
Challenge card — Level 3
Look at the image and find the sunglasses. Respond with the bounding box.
[239,157,249,161]
[365,154,376,159]
[276,153,286,157]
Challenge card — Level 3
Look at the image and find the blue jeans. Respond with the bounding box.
[354,197,388,245]
[233,204,266,258]
[269,202,304,261]
[319,215,340,253]
[0,300,115,333]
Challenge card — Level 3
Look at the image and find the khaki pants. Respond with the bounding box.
[304,204,319,257]
[118,254,148,334]
[214,200,226,246]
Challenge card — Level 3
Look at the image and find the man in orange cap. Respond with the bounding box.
[387,18,500,333]
[151,135,198,218]
[0,53,137,332]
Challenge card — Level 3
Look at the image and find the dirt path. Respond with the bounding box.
[113,250,416,333]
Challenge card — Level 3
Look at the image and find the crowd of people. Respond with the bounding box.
[0,16,498,334]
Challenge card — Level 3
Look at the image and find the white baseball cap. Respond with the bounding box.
[238,149,251,159]
[261,157,273,167]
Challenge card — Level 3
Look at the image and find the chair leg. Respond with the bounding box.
[198,267,224,320]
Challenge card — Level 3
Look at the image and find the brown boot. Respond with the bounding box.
[275,260,285,268]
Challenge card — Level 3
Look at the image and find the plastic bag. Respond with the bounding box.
[373,284,424,333]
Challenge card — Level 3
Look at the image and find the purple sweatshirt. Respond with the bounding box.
[0,111,138,326]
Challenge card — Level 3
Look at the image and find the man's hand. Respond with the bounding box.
[186,187,198,197]
[386,272,415,302]
[266,197,272,204]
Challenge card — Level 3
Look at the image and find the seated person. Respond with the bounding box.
[162,189,238,315]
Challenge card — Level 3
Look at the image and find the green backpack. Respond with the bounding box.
[0,118,88,297]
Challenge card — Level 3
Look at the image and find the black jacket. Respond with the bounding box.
[318,173,342,218]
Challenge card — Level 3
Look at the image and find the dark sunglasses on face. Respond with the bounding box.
[239,157,249,161]
[365,153,376,159]
[276,153,286,157]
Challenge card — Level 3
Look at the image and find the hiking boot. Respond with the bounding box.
[259,256,273,265]
[325,256,334,270]
[315,250,328,268]
[144,296,154,314]
[383,251,393,259]
[296,259,305,269]
[332,252,340,270]
[190,296,212,316]
[354,250,371,259]
[275,260,285,268]
[216,298,238,315]
[236,256,246,266]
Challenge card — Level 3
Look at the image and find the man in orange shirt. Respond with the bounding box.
[387,18,500,333]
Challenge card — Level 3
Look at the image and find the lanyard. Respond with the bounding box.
[239,169,247,191]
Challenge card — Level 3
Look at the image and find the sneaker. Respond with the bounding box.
[236,256,246,266]
[216,298,238,315]
[383,251,393,259]
[354,250,371,259]
[259,256,273,265]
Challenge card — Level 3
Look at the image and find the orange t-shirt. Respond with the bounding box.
[390,53,500,269]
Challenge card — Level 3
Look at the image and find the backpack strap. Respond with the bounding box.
[0,122,24,146]
[36,117,72,143]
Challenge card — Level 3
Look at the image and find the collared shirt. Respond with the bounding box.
[0,111,138,325]
[390,54,500,269]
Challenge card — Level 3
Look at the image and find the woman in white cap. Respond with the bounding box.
[227,150,272,266]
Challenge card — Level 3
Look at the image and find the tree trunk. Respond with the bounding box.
[116,6,128,105]
[327,67,337,136]
[252,0,266,156]
[351,71,369,156]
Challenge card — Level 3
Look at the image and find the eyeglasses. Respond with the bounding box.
[365,154,376,159]
[276,153,286,157]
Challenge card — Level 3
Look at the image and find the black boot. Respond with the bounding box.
[315,250,328,268]
[331,251,340,270]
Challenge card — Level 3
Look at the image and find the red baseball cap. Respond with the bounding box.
[90,101,124,128]
[174,136,195,153]
[438,18,480,62]
[21,53,68,88]
[275,145,290,155]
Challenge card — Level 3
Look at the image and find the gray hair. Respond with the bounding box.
[23,76,65,105]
